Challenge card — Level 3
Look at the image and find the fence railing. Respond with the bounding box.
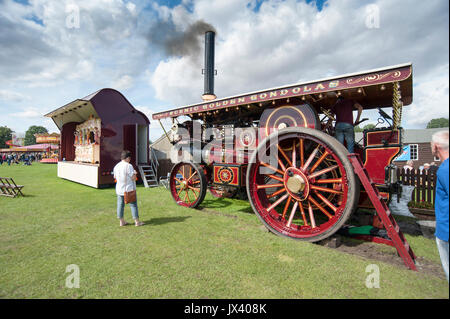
[397,168,436,205]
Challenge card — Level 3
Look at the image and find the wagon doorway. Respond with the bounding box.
[137,124,149,165]
[123,125,137,166]
[123,124,149,166]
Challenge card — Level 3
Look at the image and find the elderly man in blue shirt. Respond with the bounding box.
[431,130,449,282]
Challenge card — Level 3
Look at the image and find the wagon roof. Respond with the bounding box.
[152,63,412,120]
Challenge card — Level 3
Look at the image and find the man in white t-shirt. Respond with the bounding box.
[113,150,144,227]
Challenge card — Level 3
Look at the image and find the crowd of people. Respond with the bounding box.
[0,152,43,166]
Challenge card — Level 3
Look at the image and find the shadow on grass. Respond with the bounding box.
[200,198,233,209]
[200,197,255,215]
[143,216,192,226]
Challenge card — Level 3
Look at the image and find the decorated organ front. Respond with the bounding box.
[74,116,101,164]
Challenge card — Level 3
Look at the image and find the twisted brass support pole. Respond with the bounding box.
[392,81,403,129]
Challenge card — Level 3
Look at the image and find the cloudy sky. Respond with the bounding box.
[0,0,448,142]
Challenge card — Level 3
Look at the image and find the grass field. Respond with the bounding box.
[0,163,448,298]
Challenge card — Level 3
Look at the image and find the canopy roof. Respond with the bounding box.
[152,63,413,120]
[44,94,100,131]
[45,88,150,131]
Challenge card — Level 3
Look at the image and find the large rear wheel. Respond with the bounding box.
[246,127,359,242]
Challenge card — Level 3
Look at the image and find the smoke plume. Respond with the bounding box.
[148,20,216,63]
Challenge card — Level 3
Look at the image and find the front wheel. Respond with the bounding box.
[169,161,207,208]
[246,127,359,242]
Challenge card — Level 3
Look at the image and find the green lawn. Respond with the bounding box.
[0,163,448,298]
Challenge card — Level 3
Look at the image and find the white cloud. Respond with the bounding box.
[0,0,448,136]
[0,90,30,102]
[404,66,450,128]
[150,0,449,128]
[112,75,134,91]
[10,107,43,119]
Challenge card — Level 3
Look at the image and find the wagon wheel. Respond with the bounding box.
[246,127,360,242]
[209,185,238,198]
[169,161,207,208]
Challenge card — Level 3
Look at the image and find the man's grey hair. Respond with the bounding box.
[431,130,449,151]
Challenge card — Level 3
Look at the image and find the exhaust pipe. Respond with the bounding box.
[202,31,216,101]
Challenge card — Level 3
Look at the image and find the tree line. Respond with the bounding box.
[0,125,48,148]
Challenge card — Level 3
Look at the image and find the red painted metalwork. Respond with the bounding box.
[348,153,416,271]
[258,104,320,139]
[152,64,412,120]
[246,128,358,241]
[155,63,415,269]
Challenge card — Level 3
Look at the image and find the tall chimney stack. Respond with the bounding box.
[202,31,216,101]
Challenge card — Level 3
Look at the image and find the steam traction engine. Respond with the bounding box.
[153,61,416,269]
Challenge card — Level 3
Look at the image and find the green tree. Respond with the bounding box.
[354,125,363,132]
[426,118,449,128]
[355,123,376,132]
[24,125,48,146]
[0,126,13,148]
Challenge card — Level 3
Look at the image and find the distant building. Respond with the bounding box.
[150,133,175,178]
[356,127,449,170]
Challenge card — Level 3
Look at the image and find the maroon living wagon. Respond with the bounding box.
[153,62,417,270]
[45,88,150,188]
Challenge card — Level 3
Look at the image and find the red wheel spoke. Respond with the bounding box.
[265,174,284,183]
[177,187,184,197]
[310,150,329,173]
[299,138,304,167]
[277,157,286,172]
[286,200,299,228]
[291,140,296,168]
[174,177,183,184]
[267,193,290,212]
[278,146,292,168]
[186,171,198,183]
[282,196,292,219]
[267,187,287,199]
[299,203,308,226]
[314,191,338,213]
[308,165,339,179]
[187,191,192,204]
[308,197,333,219]
[310,184,343,195]
[302,145,320,171]
[179,168,186,180]
[308,202,316,228]
[260,161,284,175]
[188,186,199,199]
[315,178,343,184]
[256,183,284,190]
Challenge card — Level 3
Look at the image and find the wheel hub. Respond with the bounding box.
[286,174,305,193]
[284,167,309,201]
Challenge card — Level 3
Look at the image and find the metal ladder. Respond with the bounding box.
[348,153,417,271]
[138,148,159,188]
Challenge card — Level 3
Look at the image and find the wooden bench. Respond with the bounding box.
[0,177,25,198]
